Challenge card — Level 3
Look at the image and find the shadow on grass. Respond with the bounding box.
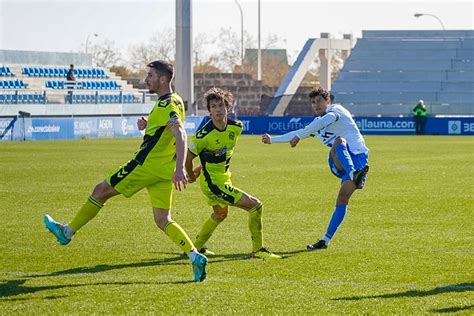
[0,279,195,300]
[162,249,309,261]
[276,249,310,257]
[334,282,474,301]
[161,251,252,263]
[29,256,188,278]
[431,305,473,313]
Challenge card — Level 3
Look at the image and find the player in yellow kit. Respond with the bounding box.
[44,60,207,282]
[185,87,281,259]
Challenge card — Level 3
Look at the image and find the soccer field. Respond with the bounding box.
[0,135,472,314]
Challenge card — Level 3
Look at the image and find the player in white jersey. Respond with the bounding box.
[262,87,369,250]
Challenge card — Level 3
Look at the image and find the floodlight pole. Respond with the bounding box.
[257,0,261,81]
[234,0,244,65]
[414,13,446,30]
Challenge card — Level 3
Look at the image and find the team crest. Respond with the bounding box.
[229,131,235,140]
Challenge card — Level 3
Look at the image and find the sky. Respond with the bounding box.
[1,0,473,64]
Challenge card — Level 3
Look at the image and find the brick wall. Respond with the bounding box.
[194,73,277,115]
[125,73,315,115]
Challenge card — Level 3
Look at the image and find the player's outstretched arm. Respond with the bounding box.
[295,113,337,139]
[265,130,301,147]
[169,120,188,191]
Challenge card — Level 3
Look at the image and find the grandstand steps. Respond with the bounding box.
[0,63,143,105]
[330,30,474,114]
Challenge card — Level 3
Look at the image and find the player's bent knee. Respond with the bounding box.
[92,181,116,202]
[337,192,352,204]
[153,208,172,230]
[213,210,228,222]
[250,199,263,212]
[248,197,262,209]
[334,137,346,146]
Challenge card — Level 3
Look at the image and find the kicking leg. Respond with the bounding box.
[44,180,119,245]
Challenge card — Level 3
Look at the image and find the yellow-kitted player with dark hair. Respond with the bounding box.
[44,60,207,282]
[186,87,281,259]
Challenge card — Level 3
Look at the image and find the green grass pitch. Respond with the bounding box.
[0,135,472,314]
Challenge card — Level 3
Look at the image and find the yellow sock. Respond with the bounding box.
[248,204,263,252]
[164,222,194,255]
[69,196,104,232]
[194,216,220,250]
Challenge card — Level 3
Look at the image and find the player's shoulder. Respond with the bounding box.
[155,93,183,108]
[170,93,184,105]
[227,118,243,129]
[327,104,352,119]
[194,119,215,139]
[328,104,350,114]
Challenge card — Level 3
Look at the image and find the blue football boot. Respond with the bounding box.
[44,214,71,245]
[192,252,208,282]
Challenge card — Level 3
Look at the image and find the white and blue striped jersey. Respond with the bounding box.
[271,104,369,154]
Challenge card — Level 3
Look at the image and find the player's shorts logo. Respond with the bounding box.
[448,121,461,135]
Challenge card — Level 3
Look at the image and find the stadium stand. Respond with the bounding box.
[0,65,15,76]
[0,63,142,105]
[330,30,474,115]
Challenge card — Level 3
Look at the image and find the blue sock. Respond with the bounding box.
[335,143,355,176]
[323,204,348,243]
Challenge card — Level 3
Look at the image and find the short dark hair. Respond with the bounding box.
[204,87,233,111]
[70,64,74,68]
[147,60,174,80]
[309,87,330,101]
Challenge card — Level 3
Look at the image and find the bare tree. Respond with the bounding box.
[128,29,175,72]
[209,28,241,71]
[88,39,121,69]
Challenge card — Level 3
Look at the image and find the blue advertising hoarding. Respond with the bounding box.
[238,116,474,136]
[1,115,473,142]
